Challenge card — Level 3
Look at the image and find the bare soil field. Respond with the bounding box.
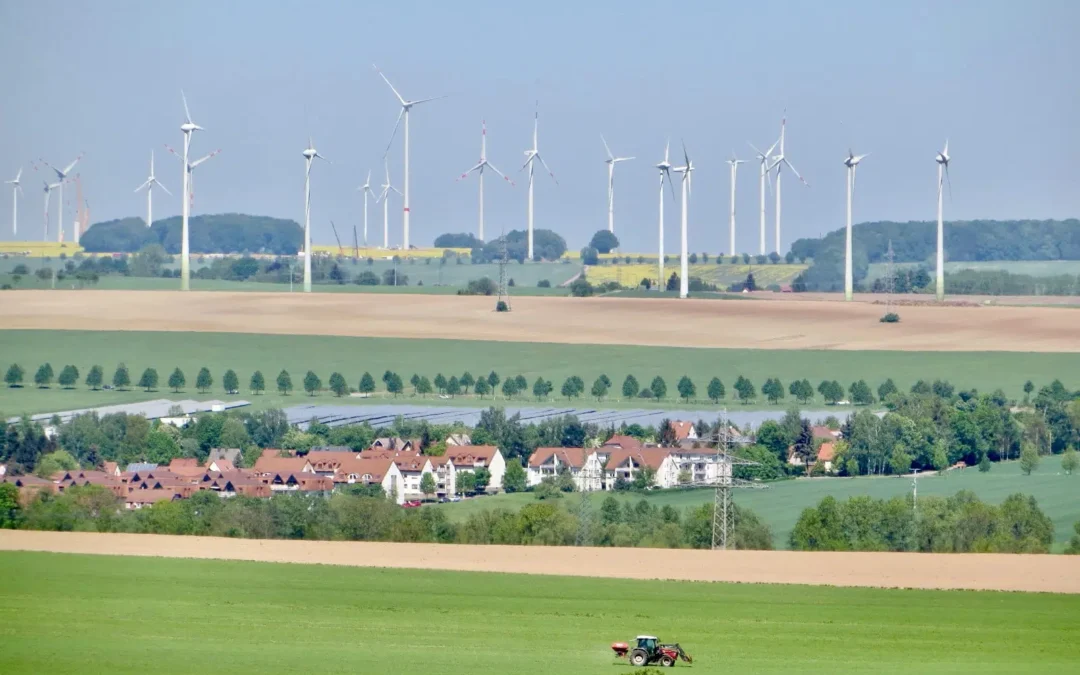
[2,290,1077,352]
[2,530,1078,592]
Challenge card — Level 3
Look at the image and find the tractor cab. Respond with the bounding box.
[635,636,659,654]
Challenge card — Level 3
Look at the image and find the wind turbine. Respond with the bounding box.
[769,115,809,254]
[655,140,675,287]
[935,140,951,302]
[458,120,513,241]
[356,170,377,248]
[602,135,634,235]
[5,169,22,237]
[673,142,694,299]
[750,138,780,255]
[41,153,83,244]
[133,151,171,229]
[375,64,444,252]
[167,91,219,291]
[301,137,330,293]
[520,104,557,261]
[41,180,59,241]
[843,149,869,302]
[376,158,403,249]
[725,154,747,256]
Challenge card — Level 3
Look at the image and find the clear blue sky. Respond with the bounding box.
[1,0,1077,253]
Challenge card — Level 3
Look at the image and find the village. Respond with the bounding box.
[1,420,842,508]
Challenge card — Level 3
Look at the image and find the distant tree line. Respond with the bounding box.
[470,229,567,263]
[81,214,305,254]
[869,267,1080,296]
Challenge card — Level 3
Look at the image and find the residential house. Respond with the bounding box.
[811,426,842,442]
[207,459,235,473]
[330,456,404,505]
[2,475,55,503]
[306,450,360,476]
[443,445,505,492]
[603,434,643,452]
[603,448,679,489]
[208,448,242,465]
[427,455,456,497]
[102,461,120,477]
[788,440,837,473]
[369,437,418,453]
[445,433,471,447]
[667,446,729,486]
[251,456,314,478]
[526,447,603,491]
[671,421,697,442]
[168,458,206,479]
[124,489,179,510]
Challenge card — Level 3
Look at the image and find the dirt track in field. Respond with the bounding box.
[2,531,1078,593]
[2,290,1078,352]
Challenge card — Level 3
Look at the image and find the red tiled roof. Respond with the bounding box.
[817,442,837,463]
[252,457,312,475]
[671,421,695,441]
[605,447,671,471]
[444,445,498,467]
[812,426,839,441]
[332,456,396,483]
[603,434,643,451]
[527,447,589,469]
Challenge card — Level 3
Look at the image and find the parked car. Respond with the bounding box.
[402,500,423,508]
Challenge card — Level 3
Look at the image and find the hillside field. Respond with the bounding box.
[585,262,807,288]
[1,330,1077,416]
[1,551,1076,674]
[866,259,1080,282]
[436,460,1080,550]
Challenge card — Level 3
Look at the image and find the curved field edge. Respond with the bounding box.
[2,531,1078,593]
[1,552,1078,675]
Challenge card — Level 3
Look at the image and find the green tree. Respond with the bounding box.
[734,375,756,403]
[277,369,293,395]
[487,371,500,391]
[0,483,20,528]
[589,229,620,254]
[195,367,213,394]
[358,371,375,394]
[622,374,640,399]
[112,363,131,390]
[650,376,667,400]
[1066,522,1080,555]
[561,376,584,400]
[434,373,447,393]
[707,377,725,403]
[677,376,696,402]
[57,365,79,388]
[249,370,265,395]
[790,379,813,404]
[514,374,527,392]
[590,376,609,401]
[329,372,349,397]
[503,459,527,493]
[419,472,436,499]
[460,371,475,393]
[4,363,24,388]
[877,378,898,402]
[386,372,404,397]
[474,377,491,398]
[33,363,55,388]
[501,378,519,399]
[222,369,239,394]
[850,380,875,406]
[137,367,159,392]
[1062,448,1079,475]
[303,371,322,396]
[762,377,784,404]
[34,449,79,478]
[457,471,477,496]
[1023,380,1035,403]
[978,453,992,472]
[446,376,461,397]
[410,374,420,390]
[1019,443,1039,475]
[85,365,103,390]
[416,376,433,397]
[819,380,843,405]
[473,467,491,492]
[910,380,932,395]
[167,367,186,393]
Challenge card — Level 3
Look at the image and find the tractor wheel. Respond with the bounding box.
[661,655,675,667]
[630,649,648,667]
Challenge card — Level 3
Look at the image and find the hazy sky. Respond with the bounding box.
[1,0,1077,253]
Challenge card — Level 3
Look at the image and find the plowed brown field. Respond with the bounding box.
[2,531,1078,592]
[3,290,1078,351]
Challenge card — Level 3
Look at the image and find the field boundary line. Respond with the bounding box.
[2,531,1078,593]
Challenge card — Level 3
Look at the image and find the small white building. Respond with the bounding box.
[444,445,505,492]
[603,448,680,489]
[526,448,603,491]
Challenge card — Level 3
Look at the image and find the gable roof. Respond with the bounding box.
[527,447,590,469]
[605,447,672,471]
[603,434,643,452]
[445,433,471,446]
[252,456,312,475]
[671,421,695,441]
[208,448,242,464]
[817,441,838,463]
[812,426,840,441]
[444,445,499,466]
[207,459,235,473]
[332,456,397,483]
[306,450,362,472]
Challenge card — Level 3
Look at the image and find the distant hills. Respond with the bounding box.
[81,214,303,254]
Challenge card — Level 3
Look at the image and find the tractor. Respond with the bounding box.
[611,635,693,667]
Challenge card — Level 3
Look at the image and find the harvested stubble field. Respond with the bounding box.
[3,290,1078,352]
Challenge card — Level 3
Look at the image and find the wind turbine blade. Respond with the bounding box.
[164,144,183,161]
[376,186,389,203]
[601,135,613,161]
[62,154,83,176]
[944,139,949,157]
[784,158,809,186]
[155,180,172,196]
[486,162,514,185]
[765,137,780,157]
[945,164,953,200]
[15,168,23,182]
[536,154,558,185]
[664,169,677,202]
[383,108,404,156]
[410,95,447,106]
[134,179,152,192]
[191,149,221,168]
[315,153,331,164]
[457,162,483,180]
[519,154,534,173]
[373,65,407,105]
[391,186,403,197]
[664,138,670,163]
[182,90,193,123]
[748,142,765,158]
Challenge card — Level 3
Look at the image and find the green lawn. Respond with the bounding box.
[1,330,1077,416]
[437,461,1080,550]
[0,552,1075,675]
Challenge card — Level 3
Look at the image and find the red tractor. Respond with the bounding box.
[611,635,693,667]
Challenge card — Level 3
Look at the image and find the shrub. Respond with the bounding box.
[537,279,551,288]
[880,312,900,323]
[495,300,509,312]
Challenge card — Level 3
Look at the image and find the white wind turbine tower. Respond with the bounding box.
[356,170,377,248]
[769,115,809,254]
[750,138,779,255]
[301,137,330,293]
[520,104,558,261]
[41,153,83,244]
[655,141,675,287]
[375,64,444,252]
[377,158,403,249]
[167,91,219,291]
[133,151,171,229]
[41,180,59,241]
[5,169,22,237]
[458,120,513,241]
[935,140,951,302]
[673,142,694,299]
[843,149,869,301]
[725,154,747,256]
[602,135,634,235]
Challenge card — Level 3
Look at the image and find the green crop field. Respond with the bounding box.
[437,461,1080,550]
[866,260,1080,282]
[1,330,1077,416]
[0,551,1076,674]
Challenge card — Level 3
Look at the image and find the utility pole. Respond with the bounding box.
[885,239,896,314]
[496,225,510,311]
[911,468,920,512]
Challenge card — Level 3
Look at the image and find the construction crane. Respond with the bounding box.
[329,220,344,257]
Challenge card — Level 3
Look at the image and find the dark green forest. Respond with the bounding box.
[81,214,303,254]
